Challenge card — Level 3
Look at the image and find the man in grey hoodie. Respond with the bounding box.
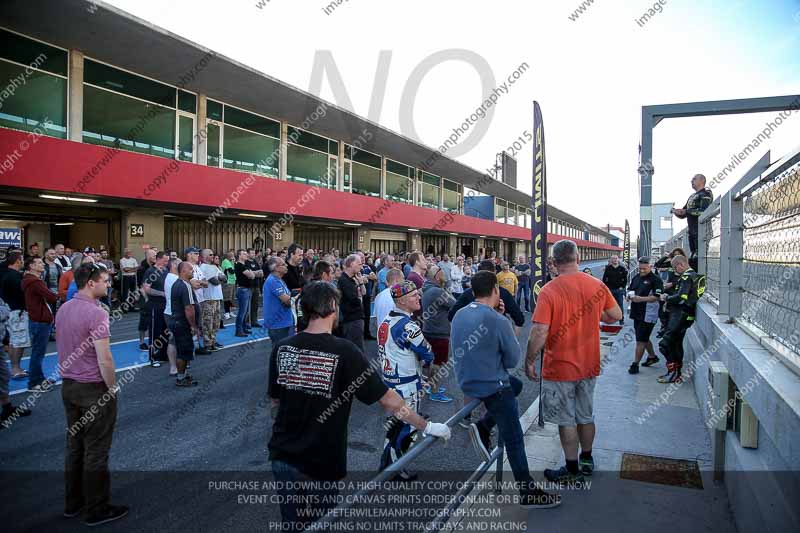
[421,265,455,403]
[452,270,560,509]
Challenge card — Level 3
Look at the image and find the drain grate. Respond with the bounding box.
[619,453,703,490]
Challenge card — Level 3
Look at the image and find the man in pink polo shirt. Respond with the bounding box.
[57,264,129,527]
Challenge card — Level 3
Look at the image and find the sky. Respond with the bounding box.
[105,0,800,238]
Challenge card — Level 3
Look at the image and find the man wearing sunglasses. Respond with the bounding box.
[57,264,128,526]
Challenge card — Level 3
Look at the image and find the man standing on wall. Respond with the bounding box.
[671,174,713,271]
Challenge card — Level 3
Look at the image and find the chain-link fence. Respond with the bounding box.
[695,146,800,364]
[703,212,722,304]
[740,159,800,354]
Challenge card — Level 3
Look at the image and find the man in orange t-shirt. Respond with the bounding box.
[526,240,621,484]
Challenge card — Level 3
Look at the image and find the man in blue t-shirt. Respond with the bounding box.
[377,254,395,293]
[263,257,294,345]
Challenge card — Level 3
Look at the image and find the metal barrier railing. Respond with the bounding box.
[703,211,722,304]
[311,398,507,532]
[661,228,689,257]
[697,147,800,371]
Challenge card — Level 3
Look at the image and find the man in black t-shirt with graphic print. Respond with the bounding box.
[268,282,451,531]
[626,257,663,375]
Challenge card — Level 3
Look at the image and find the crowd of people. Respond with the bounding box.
[0,235,705,528]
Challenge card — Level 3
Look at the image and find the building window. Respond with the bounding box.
[660,216,672,230]
[201,100,280,175]
[287,143,335,188]
[222,123,279,176]
[507,204,517,226]
[443,179,462,214]
[0,29,68,139]
[83,84,176,157]
[418,171,441,210]
[83,59,183,158]
[177,115,194,162]
[207,122,221,167]
[495,198,507,224]
[346,145,381,198]
[287,126,337,189]
[386,160,414,204]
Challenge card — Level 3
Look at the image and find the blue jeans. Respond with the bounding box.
[268,327,292,346]
[611,288,625,324]
[477,376,533,489]
[271,460,338,530]
[28,321,52,388]
[516,283,531,311]
[236,288,252,333]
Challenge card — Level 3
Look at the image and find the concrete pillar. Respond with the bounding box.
[68,50,84,142]
[122,209,165,253]
[196,94,207,165]
[357,229,369,252]
[272,223,295,250]
[407,231,419,252]
[719,191,732,316]
[447,235,457,257]
[729,193,744,319]
[380,157,387,199]
[337,141,345,192]
[279,122,288,180]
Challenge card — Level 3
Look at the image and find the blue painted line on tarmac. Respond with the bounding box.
[10,321,270,396]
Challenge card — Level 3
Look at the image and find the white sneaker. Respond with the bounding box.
[224,313,231,320]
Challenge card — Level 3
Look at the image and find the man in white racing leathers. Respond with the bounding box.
[377,280,435,480]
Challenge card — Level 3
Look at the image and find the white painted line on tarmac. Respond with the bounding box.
[10,334,271,397]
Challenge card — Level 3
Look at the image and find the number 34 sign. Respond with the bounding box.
[129,224,144,237]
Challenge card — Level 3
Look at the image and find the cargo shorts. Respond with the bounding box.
[542,377,596,426]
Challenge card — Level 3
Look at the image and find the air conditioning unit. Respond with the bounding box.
[708,361,730,431]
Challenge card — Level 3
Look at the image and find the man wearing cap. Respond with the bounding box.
[199,249,226,351]
[377,280,436,480]
[185,247,211,355]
